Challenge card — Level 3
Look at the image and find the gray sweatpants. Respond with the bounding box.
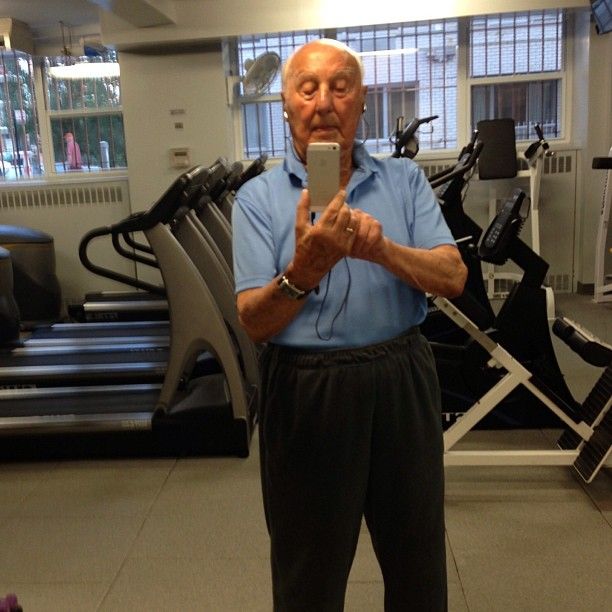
[258,328,447,612]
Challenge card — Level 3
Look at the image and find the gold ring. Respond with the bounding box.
[344,226,355,234]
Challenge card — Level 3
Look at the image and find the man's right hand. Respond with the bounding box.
[287,188,357,288]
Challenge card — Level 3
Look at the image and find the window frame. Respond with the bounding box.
[0,53,127,184]
[465,9,571,144]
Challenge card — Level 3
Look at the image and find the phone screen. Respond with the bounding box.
[307,142,340,212]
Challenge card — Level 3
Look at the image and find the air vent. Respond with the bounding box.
[0,184,125,210]
[421,162,454,178]
[546,273,572,293]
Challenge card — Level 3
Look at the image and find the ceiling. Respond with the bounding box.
[0,0,100,35]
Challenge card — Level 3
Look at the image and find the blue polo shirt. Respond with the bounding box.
[232,142,455,349]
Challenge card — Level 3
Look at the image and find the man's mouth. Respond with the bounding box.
[312,126,337,134]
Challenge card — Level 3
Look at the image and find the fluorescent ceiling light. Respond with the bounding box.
[48,62,120,79]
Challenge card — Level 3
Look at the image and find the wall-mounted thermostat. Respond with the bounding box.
[169,147,190,168]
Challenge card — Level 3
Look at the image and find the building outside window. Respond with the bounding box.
[468,10,564,140]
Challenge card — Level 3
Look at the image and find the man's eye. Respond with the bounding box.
[300,82,317,97]
[333,80,350,95]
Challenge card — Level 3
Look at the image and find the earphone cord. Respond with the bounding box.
[315,258,351,341]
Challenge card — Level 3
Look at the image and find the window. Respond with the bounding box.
[469,10,565,140]
[0,49,124,181]
[232,9,568,160]
[45,51,126,173]
[233,19,458,159]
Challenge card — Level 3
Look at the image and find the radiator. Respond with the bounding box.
[0,179,137,308]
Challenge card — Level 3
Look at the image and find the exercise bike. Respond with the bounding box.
[433,189,610,481]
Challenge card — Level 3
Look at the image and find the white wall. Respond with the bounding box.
[119,45,232,214]
[576,26,612,285]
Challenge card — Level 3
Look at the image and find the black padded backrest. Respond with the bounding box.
[477,118,518,180]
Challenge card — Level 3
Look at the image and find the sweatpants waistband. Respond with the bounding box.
[264,326,422,368]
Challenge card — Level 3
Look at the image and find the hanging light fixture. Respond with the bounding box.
[48,21,120,80]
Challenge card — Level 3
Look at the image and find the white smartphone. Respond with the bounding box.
[307,142,340,213]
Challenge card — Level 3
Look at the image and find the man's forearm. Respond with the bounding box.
[379,240,467,298]
[236,277,309,343]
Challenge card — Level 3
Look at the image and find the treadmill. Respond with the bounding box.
[68,158,234,323]
[0,165,256,457]
[0,168,230,389]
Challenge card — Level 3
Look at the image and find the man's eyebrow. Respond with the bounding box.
[292,67,358,82]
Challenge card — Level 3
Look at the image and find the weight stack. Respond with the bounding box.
[0,225,63,325]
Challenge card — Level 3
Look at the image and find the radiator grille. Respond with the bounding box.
[546,273,572,293]
[0,184,125,210]
[517,154,572,174]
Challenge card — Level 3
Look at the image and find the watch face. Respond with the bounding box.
[278,275,306,299]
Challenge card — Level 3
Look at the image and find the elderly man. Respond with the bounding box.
[232,38,466,611]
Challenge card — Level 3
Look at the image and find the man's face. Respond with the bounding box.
[282,43,366,162]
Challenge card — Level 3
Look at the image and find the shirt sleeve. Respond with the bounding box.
[406,162,456,250]
[232,183,278,294]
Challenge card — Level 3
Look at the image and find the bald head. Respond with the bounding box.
[280,37,367,165]
[282,38,364,92]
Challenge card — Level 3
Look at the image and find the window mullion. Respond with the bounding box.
[34,60,55,176]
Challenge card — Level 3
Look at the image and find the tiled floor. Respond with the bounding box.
[0,293,610,611]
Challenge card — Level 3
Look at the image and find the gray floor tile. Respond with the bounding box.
[445,471,612,612]
[0,515,142,583]
[344,581,385,611]
[0,583,108,612]
[13,458,176,519]
[0,462,58,518]
[348,530,382,583]
[100,556,273,611]
[129,489,270,561]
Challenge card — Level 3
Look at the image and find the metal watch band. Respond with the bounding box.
[277,273,310,300]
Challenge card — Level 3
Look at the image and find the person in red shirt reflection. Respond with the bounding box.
[64,132,82,170]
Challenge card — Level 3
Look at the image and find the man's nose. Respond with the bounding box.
[315,86,332,112]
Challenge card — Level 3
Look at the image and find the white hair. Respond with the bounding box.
[281,38,364,91]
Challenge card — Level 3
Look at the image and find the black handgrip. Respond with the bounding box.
[534,123,544,140]
[592,156,612,170]
[391,115,438,158]
[552,318,612,367]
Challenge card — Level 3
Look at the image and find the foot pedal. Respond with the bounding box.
[559,365,611,450]
[573,407,611,483]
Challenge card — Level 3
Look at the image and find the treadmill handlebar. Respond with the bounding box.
[78,226,166,295]
[235,155,268,191]
[77,161,231,291]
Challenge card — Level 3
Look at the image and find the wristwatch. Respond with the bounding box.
[277,272,312,300]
